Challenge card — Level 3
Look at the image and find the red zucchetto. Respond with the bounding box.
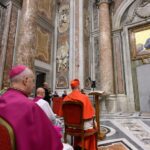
[70,79,80,88]
[9,65,27,79]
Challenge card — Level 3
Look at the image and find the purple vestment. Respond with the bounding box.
[33,96,42,102]
[0,88,63,150]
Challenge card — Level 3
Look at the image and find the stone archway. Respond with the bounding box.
[112,0,150,112]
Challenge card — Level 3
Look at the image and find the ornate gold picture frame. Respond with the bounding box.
[129,24,150,60]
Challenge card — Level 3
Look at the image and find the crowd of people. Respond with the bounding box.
[0,65,97,150]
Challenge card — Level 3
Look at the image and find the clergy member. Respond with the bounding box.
[64,79,97,150]
[33,87,62,127]
[0,65,63,150]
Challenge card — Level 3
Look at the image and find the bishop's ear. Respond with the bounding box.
[22,76,28,86]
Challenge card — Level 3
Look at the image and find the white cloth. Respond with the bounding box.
[63,143,74,150]
[36,99,62,127]
[84,119,94,130]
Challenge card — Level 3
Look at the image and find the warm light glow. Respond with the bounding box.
[135,29,150,45]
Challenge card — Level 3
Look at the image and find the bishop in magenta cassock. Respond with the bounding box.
[0,65,63,150]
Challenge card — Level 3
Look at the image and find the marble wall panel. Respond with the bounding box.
[15,0,38,69]
[0,5,6,57]
[74,0,79,78]
[3,5,18,87]
[83,0,91,89]
[113,31,125,94]
[37,0,55,22]
[94,36,101,89]
[35,25,51,64]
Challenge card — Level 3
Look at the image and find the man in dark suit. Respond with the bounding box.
[43,82,51,105]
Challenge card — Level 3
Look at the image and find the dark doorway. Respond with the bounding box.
[36,71,46,89]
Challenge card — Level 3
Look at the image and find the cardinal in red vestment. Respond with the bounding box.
[64,79,97,150]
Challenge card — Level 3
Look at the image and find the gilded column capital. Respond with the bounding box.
[95,0,112,7]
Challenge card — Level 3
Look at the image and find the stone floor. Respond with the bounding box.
[98,112,150,150]
[59,112,150,150]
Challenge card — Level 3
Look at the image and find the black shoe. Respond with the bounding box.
[74,146,82,150]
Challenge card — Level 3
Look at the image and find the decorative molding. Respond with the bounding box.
[91,0,99,32]
[95,0,112,7]
[34,59,51,72]
[36,15,54,32]
[1,0,22,7]
[112,0,135,30]
[0,2,12,89]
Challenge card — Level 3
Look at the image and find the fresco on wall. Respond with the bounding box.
[35,26,51,63]
[38,0,54,21]
[56,2,70,89]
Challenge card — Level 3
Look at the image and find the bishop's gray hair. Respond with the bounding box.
[10,68,33,83]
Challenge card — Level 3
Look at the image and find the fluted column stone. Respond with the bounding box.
[97,0,114,94]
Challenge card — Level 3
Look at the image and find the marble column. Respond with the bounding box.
[15,0,38,69]
[97,0,114,94]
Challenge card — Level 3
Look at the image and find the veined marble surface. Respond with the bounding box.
[99,112,150,150]
[60,112,150,150]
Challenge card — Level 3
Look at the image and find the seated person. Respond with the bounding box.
[0,65,63,150]
[80,89,85,94]
[62,90,67,98]
[53,91,59,97]
[64,79,97,150]
[33,87,62,127]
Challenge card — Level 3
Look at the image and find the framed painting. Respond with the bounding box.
[129,24,150,60]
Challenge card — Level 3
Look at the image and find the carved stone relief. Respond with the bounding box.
[35,26,51,63]
[56,41,69,73]
[56,1,70,89]
[58,4,69,33]
[56,75,68,88]
[123,0,150,25]
[56,37,69,88]
[135,1,150,18]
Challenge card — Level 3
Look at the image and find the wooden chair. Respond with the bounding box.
[52,97,63,117]
[62,101,98,150]
[0,117,16,150]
